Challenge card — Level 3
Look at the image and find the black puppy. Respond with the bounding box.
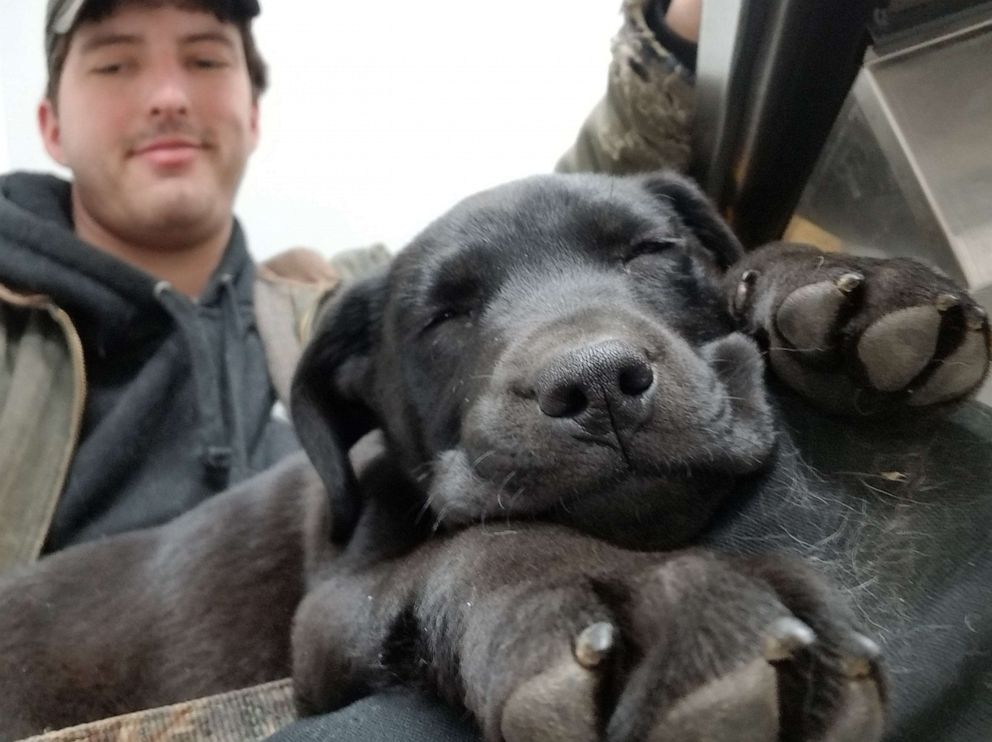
[289,171,989,741]
[1,171,988,741]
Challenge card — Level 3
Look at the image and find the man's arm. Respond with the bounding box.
[555,0,698,175]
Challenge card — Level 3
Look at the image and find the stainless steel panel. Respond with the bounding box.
[862,20,992,289]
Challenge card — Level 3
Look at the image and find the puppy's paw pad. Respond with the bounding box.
[820,635,885,742]
[648,618,814,741]
[500,646,600,742]
[650,657,780,741]
[910,324,990,406]
[857,305,943,391]
[776,277,860,356]
[822,680,885,742]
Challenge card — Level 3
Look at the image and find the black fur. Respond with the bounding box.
[289,172,891,741]
[4,170,988,741]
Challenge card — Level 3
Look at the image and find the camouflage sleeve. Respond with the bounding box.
[556,0,695,176]
[20,679,296,742]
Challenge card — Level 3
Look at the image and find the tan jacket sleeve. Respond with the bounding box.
[253,244,391,407]
[556,0,695,176]
[0,283,86,573]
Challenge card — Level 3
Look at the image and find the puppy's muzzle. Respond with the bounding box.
[535,338,654,437]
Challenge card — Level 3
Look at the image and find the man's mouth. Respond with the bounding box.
[131,138,204,168]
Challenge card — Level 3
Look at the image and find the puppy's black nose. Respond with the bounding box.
[536,340,655,431]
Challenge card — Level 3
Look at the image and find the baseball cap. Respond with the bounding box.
[45,0,262,59]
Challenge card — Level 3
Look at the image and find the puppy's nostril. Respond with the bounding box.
[618,362,654,396]
[539,383,589,418]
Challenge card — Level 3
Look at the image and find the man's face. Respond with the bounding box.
[38,4,260,251]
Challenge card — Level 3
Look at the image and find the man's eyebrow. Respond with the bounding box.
[181,32,237,49]
[77,31,236,55]
[78,33,142,54]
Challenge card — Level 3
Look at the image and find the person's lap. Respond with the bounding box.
[268,396,992,742]
[267,690,480,742]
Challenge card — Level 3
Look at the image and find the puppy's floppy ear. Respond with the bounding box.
[642,171,744,270]
[291,271,387,544]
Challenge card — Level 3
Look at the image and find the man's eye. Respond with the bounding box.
[191,58,228,70]
[93,62,127,75]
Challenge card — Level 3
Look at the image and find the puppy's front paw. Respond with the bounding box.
[730,244,990,414]
[486,555,884,742]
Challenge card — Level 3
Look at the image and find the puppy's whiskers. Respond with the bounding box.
[431,502,454,534]
[415,491,437,525]
[414,460,444,525]
[411,460,436,484]
[471,450,497,471]
[506,486,526,511]
[495,470,518,511]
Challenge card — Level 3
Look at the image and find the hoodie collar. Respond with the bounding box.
[0,171,254,349]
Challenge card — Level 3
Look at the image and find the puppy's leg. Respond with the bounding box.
[0,453,329,740]
[293,523,884,742]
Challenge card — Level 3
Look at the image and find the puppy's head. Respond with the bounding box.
[292,172,777,547]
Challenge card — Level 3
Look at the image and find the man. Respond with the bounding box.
[1,0,302,564]
[0,0,392,738]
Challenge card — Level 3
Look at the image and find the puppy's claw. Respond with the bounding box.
[835,273,864,294]
[734,270,760,316]
[840,635,880,679]
[854,632,882,658]
[967,306,989,331]
[763,616,816,662]
[935,293,960,313]
[573,622,616,669]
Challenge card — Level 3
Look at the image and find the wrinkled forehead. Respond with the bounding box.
[393,176,682,299]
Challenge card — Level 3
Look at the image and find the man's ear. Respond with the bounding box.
[38,99,68,166]
[290,271,387,544]
[248,101,260,153]
[641,171,744,270]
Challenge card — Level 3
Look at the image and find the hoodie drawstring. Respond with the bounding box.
[154,278,247,491]
[219,273,248,478]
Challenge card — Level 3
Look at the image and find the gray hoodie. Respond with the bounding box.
[0,171,299,551]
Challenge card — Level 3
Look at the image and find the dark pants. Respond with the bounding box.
[270,398,992,742]
[268,691,481,742]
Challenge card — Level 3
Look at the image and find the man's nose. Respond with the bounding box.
[146,63,191,117]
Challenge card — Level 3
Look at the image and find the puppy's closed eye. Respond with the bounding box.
[422,306,475,335]
[623,238,685,266]
[423,270,483,335]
